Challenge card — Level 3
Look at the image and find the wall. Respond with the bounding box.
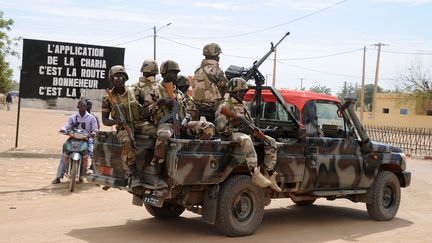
[359,93,432,128]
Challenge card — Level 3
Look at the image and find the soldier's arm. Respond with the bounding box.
[101,96,120,126]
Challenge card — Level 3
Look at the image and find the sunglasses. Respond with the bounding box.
[113,76,126,81]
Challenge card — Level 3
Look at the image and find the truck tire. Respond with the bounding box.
[292,199,316,206]
[366,170,401,221]
[145,202,185,219]
[216,175,264,237]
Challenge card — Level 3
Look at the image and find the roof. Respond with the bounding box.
[244,88,340,111]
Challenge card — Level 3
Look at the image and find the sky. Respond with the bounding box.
[1,0,432,95]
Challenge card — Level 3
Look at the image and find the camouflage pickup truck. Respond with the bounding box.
[88,85,411,237]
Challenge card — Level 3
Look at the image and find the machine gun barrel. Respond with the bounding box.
[243,32,290,81]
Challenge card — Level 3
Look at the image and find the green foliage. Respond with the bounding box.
[0,11,20,93]
[399,62,432,109]
[309,85,332,95]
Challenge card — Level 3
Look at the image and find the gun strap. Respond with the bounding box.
[126,88,135,134]
[199,65,225,96]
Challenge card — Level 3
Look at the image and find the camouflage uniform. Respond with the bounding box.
[152,83,215,164]
[132,75,160,136]
[102,85,144,171]
[215,98,277,171]
[177,75,199,121]
[215,77,280,191]
[192,43,228,122]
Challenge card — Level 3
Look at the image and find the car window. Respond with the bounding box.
[247,101,299,122]
[315,102,346,138]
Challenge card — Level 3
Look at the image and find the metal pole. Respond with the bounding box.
[372,43,385,113]
[153,26,156,60]
[272,48,277,87]
[360,46,366,122]
[14,96,21,148]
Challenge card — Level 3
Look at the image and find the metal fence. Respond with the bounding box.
[365,125,432,156]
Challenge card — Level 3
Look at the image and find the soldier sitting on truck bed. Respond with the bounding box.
[215,77,281,192]
[151,60,215,188]
[177,75,199,121]
[131,59,161,137]
[102,65,148,189]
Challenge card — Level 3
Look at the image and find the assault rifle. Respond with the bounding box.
[220,107,277,150]
[225,32,290,85]
[106,88,137,149]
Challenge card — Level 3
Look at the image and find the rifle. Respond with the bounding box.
[225,32,290,85]
[220,106,277,150]
[106,88,137,149]
[158,81,181,138]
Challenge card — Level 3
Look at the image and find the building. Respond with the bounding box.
[360,93,432,128]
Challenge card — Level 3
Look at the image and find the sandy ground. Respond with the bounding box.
[0,102,431,242]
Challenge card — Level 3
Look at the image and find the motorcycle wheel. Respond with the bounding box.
[69,161,78,192]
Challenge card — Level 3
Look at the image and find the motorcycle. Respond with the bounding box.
[61,129,89,192]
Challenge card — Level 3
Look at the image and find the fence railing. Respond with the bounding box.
[365,125,432,156]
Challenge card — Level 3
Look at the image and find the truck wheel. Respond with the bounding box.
[145,202,185,219]
[292,199,316,206]
[216,175,264,237]
[366,170,401,221]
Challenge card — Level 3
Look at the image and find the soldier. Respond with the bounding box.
[151,60,215,187]
[101,65,145,188]
[215,77,281,192]
[131,59,161,136]
[192,43,228,123]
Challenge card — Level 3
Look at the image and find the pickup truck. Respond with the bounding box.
[88,85,411,237]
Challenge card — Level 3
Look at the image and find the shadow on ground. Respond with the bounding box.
[67,204,413,242]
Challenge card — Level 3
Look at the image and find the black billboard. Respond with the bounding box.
[19,39,125,99]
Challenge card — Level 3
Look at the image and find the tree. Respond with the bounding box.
[363,83,383,111]
[309,85,332,95]
[336,82,355,102]
[399,61,432,113]
[0,11,20,93]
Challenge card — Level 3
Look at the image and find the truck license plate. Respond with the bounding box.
[143,193,164,207]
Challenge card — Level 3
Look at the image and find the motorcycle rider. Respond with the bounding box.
[51,99,98,184]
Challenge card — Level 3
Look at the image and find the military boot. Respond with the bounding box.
[264,170,282,192]
[250,167,271,188]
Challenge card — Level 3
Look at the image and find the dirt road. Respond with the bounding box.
[0,104,431,242]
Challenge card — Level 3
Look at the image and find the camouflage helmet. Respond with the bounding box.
[140,59,159,75]
[227,77,248,93]
[160,60,180,75]
[177,75,189,87]
[108,65,129,81]
[203,43,222,57]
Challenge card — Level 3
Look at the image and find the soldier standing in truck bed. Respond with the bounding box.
[215,77,281,192]
[192,43,228,123]
[151,60,215,188]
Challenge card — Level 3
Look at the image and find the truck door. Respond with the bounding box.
[302,100,363,191]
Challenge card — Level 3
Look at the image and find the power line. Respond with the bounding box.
[278,48,363,60]
[159,0,349,40]
[96,27,154,45]
[113,34,153,47]
[159,35,364,61]
[277,60,395,81]
[381,50,432,55]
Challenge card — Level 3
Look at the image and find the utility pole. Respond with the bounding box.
[272,48,277,87]
[360,46,366,122]
[372,42,387,114]
[300,78,304,90]
[153,23,172,61]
